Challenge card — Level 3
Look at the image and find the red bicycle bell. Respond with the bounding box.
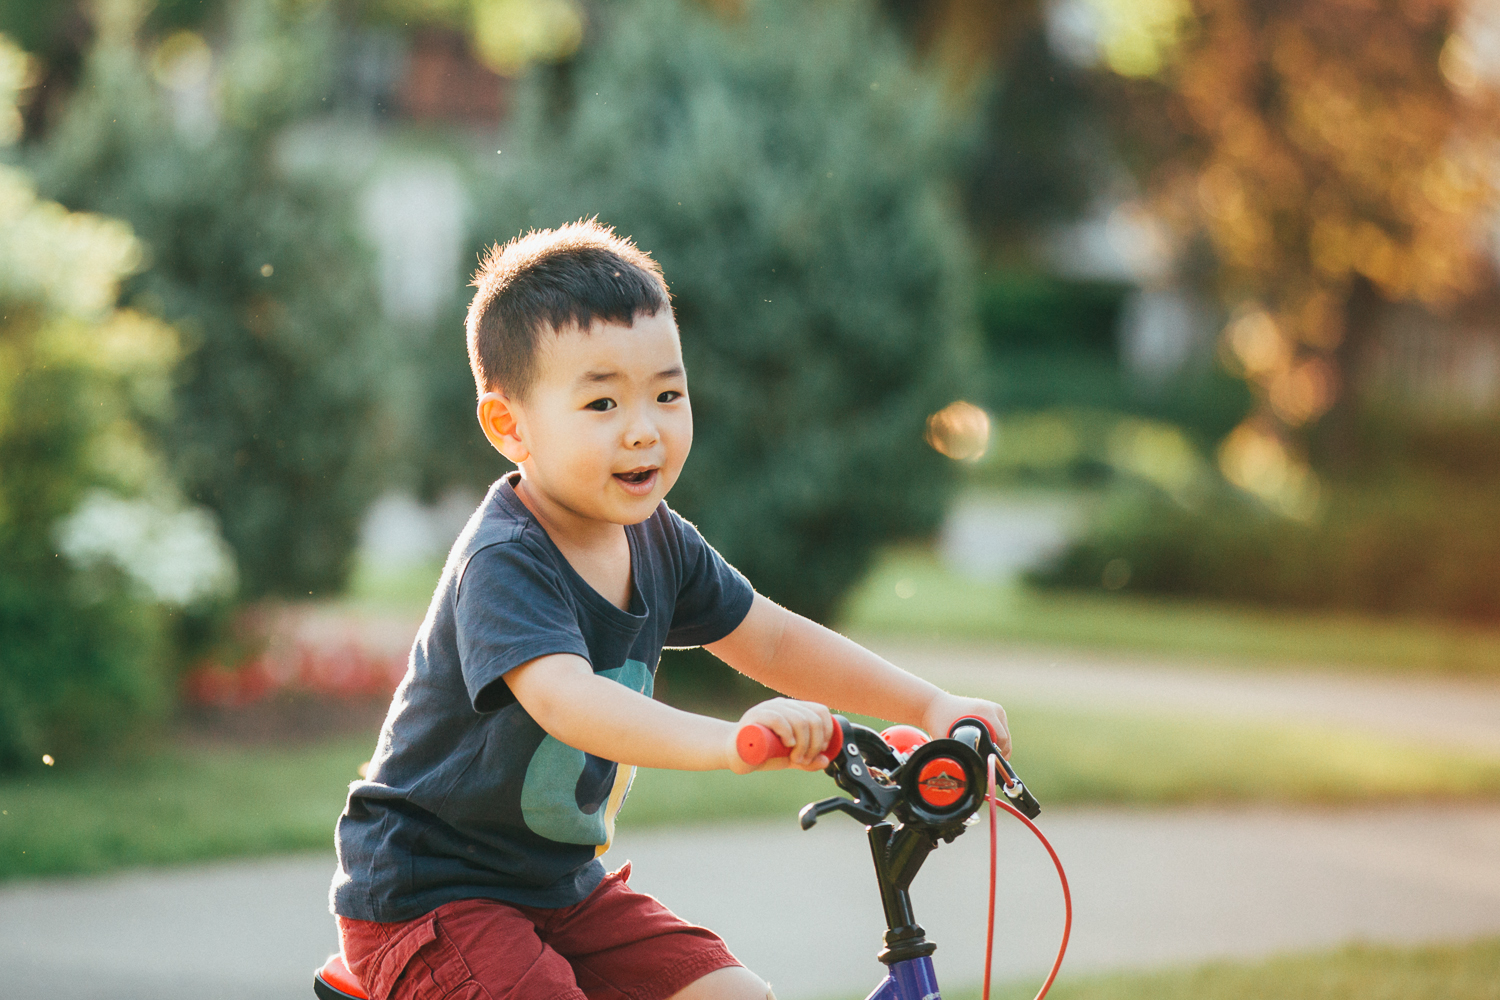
[915,757,968,808]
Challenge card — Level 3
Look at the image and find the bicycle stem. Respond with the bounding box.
[868,821,940,964]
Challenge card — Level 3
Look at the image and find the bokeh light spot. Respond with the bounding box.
[1218,421,1320,519]
[472,0,585,76]
[1225,307,1288,376]
[925,400,991,461]
[152,31,212,93]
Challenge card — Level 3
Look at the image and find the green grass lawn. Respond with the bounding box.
[841,548,1500,678]
[344,555,445,612]
[0,734,371,881]
[6,700,1498,882]
[935,937,1500,1000]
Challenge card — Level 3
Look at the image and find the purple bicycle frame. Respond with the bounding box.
[863,955,942,1000]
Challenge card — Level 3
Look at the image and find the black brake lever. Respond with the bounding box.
[950,716,1042,819]
[798,717,899,830]
[798,795,887,830]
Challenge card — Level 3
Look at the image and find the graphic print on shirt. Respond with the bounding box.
[519,658,651,846]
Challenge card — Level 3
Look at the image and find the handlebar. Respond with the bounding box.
[731,714,1062,996]
[735,717,845,766]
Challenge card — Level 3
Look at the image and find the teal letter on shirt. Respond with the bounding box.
[520,659,652,845]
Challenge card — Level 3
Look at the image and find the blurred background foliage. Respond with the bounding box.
[3,0,1500,769]
[29,0,387,602]
[0,30,227,769]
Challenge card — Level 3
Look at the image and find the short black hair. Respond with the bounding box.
[465,219,671,398]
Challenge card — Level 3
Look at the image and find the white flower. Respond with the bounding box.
[56,490,238,605]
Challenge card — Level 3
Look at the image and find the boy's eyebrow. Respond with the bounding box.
[577,365,685,385]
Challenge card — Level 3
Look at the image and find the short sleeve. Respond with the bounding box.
[455,541,591,712]
[663,511,755,647]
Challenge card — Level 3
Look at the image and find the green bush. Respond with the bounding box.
[1039,474,1500,622]
[979,274,1127,357]
[0,32,230,769]
[30,0,387,599]
[0,288,176,769]
[470,0,980,622]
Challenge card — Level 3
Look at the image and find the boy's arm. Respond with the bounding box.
[705,594,1013,757]
[502,652,835,774]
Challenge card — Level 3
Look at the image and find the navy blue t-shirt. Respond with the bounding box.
[330,473,754,922]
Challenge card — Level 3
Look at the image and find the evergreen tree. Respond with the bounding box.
[472,0,980,622]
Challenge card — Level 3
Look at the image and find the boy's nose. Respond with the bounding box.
[625,418,658,449]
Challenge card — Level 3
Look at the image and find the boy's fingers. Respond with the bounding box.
[808,705,833,761]
[993,715,1013,758]
[790,712,816,764]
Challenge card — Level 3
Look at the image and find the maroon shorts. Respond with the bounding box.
[337,863,740,1000]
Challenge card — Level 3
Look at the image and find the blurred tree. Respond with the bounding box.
[1099,0,1500,511]
[0,0,230,141]
[472,0,980,623]
[32,0,388,598]
[878,0,1102,241]
[964,25,1100,242]
[0,32,233,771]
[881,0,1038,87]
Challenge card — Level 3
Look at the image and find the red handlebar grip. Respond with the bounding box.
[736,718,844,766]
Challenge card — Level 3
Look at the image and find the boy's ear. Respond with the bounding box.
[477,391,529,464]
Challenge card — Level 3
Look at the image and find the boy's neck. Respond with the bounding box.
[512,475,633,610]
[511,475,623,549]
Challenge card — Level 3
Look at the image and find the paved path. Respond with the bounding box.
[5,803,1499,1000]
[861,637,1500,755]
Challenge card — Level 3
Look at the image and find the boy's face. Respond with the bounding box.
[501,310,692,527]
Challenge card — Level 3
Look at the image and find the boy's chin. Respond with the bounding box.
[611,483,673,521]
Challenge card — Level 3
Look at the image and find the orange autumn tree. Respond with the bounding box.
[1105,0,1500,514]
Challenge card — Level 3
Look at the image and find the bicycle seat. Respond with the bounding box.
[314,954,370,1000]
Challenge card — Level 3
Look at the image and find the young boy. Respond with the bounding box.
[330,220,1010,1000]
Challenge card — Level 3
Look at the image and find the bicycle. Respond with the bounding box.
[316,715,1071,1000]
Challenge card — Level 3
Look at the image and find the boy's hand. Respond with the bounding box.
[923,692,1012,759]
[728,697,835,774]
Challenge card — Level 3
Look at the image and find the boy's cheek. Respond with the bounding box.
[670,415,693,465]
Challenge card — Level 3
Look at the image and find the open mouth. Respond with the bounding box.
[613,467,658,492]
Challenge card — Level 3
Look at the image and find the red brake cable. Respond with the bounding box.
[983,754,1073,1000]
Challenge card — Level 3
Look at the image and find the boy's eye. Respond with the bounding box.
[585,398,616,412]
[657,390,682,403]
